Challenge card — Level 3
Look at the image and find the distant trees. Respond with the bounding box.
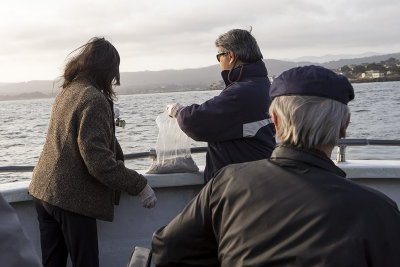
[384,57,400,73]
[366,63,387,72]
[388,65,400,73]
[383,57,398,66]
[340,65,352,76]
[352,65,367,76]
[335,57,400,82]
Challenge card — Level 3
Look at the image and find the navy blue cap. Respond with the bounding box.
[270,65,354,104]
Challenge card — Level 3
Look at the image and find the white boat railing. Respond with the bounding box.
[336,139,400,162]
[1,139,399,173]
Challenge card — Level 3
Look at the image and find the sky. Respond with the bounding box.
[1,0,400,83]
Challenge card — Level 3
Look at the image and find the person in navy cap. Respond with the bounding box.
[152,65,400,266]
[166,28,276,183]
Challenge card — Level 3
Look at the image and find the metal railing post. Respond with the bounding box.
[336,145,346,163]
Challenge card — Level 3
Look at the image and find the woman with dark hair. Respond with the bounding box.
[29,37,157,267]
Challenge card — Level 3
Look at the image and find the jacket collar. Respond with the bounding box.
[221,60,268,86]
[270,145,346,177]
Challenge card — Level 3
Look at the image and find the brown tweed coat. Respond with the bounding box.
[29,80,147,221]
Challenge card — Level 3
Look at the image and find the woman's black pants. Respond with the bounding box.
[34,199,99,267]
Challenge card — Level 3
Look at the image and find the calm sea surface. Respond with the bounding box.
[1,81,400,184]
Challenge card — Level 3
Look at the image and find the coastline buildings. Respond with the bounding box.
[335,57,400,82]
[361,70,385,79]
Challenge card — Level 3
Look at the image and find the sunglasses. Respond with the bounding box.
[216,52,228,62]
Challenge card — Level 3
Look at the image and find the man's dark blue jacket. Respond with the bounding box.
[176,60,276,182]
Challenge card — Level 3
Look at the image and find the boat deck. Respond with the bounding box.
[1,160,400,267]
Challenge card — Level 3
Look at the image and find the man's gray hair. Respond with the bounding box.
[215,28,263,63]
[269,95,350,149]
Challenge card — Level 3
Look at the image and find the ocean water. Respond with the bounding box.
[1,81,400,184]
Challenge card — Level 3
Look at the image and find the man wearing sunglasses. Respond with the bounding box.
[167,28,276,183]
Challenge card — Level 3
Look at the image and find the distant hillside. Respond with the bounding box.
[0,91,50,101]
[287,52,383,63]
[117,53,400,94]
[117,65,220,95]
[0,80,59,100]
[319,52,400,69]
[1,52,400,101]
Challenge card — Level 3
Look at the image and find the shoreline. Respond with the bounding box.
[349,76,400,83]
[1,79,400,102]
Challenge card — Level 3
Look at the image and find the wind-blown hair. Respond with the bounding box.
[269,95,350,149]
[62,37,120,101]
[215,28,263,63]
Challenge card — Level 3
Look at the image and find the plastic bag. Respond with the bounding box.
[146,111,199,174]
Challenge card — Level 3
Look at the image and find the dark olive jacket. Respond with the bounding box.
[152,146,400,266]
[29,80,147,221]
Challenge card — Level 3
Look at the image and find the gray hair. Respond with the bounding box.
[269,95,350,149]
[215,28,263,63]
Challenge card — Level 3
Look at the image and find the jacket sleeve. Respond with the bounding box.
[77,96,147,196]
[176,88,244,142]
[152,182,219,266]
[115,139,125,162]
[0,195,42,267]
